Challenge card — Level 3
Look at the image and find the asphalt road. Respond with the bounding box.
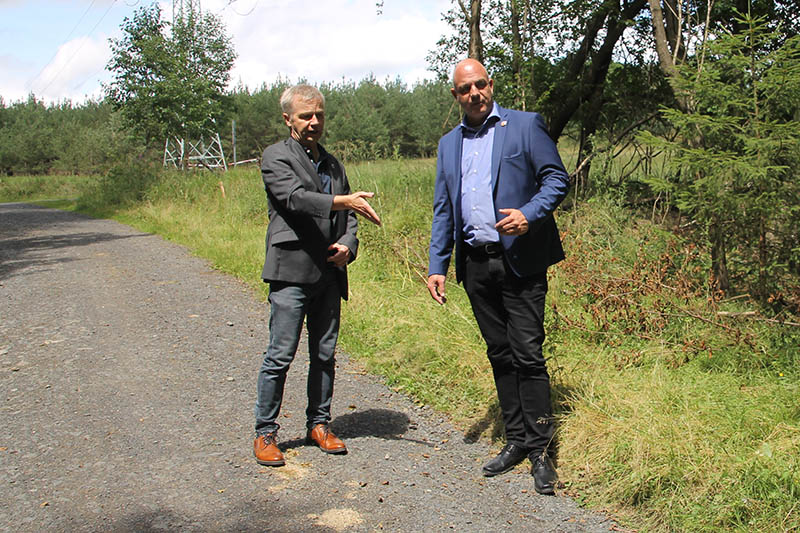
[0,203,621,532]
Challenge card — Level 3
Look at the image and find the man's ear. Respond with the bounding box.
[282,112,291,127]
[450,87,457,99]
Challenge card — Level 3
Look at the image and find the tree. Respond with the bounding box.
[229,80,290,161]
[645,1,800,291]
[640,13,800,301]
[104,3,236,148]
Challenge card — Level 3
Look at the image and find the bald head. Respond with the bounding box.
[452,59,489,87]
[451,58,494,127]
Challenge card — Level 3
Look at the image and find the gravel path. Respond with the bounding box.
[1,203,620,532]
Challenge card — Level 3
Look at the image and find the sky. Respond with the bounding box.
[0,0,453,105]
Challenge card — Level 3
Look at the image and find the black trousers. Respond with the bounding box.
[464,249,554,454]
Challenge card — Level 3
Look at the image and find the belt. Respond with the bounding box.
[466,242,503,258]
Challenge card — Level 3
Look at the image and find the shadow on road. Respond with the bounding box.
[0,231,151,281]
[278,408,417,451]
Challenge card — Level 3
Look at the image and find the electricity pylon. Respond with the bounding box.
[163,0,228,171]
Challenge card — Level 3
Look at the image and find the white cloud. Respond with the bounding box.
[213,0,449,90]
[0,54,30,103]
[31,35,110,102]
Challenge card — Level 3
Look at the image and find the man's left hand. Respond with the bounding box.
[327,243,351,267]
[495,208,529,236]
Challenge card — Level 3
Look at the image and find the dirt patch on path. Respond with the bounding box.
[1,203,619,532]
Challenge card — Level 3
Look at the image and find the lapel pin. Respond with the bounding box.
[501,121,507,127]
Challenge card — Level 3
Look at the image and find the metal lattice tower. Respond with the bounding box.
[164,0,228,171]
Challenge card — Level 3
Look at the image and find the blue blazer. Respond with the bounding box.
[428,105,569,282]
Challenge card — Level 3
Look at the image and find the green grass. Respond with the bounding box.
[0,174,94,204]
[3,162,798,532]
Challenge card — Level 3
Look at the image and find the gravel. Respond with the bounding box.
[0,202,621,532]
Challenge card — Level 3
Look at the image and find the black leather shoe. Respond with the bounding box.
[531,453,558,495]
[482,444,529,477]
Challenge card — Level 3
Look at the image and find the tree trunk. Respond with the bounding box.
[663,0,683,61]
[758,218,768,303]
[710,216,731,294]
[648,0,691,111]
[509,0,524,109]
[548,0,648,141]
[458,0,484,61]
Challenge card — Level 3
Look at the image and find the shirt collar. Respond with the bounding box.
[460,102,501,134]
[293,138,330,166]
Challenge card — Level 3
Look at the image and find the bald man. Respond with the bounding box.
[427,59,569,494]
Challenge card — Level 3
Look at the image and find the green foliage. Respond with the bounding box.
[77,161,161,213]
[0,96,144,176]
[639,14,800,306]
[0,96,55,175]
[104,2,236,145]
[325,77,392,158]
[0,75,459,175]
[228,77,460,163]
[228,80,290,161]
[0,174,94,203]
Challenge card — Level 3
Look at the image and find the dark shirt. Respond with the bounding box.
[302,144,332,194]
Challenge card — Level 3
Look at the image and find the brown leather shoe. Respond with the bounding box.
[307,424,347,454]
[254,433,285,466]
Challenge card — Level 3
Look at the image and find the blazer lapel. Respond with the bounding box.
[287,138,324,192]
[491,107,509,193]
[451,128,464,222]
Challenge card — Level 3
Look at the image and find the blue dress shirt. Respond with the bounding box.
[460,104,501,246]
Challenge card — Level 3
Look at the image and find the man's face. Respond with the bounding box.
[284,97,325,146]
[451,64,494,126]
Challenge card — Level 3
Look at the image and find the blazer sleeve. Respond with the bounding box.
[516,113,569,229]
[334,160,359,263]
[261,144,333,219]
[428,137,455,277]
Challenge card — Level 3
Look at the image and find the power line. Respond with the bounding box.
[34,0,119,97]
[27,0,98,91]
[218,0,260,17]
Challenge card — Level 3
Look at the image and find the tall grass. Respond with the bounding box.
[0,174,93,205]
[3,161,798,532]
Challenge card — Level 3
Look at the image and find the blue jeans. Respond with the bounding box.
[254,271,340,436]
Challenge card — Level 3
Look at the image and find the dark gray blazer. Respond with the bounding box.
[260,138,358,300]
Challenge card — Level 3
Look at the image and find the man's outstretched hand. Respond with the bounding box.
[333,191,382,226]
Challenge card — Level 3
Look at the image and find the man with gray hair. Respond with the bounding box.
[254,84,381,466]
